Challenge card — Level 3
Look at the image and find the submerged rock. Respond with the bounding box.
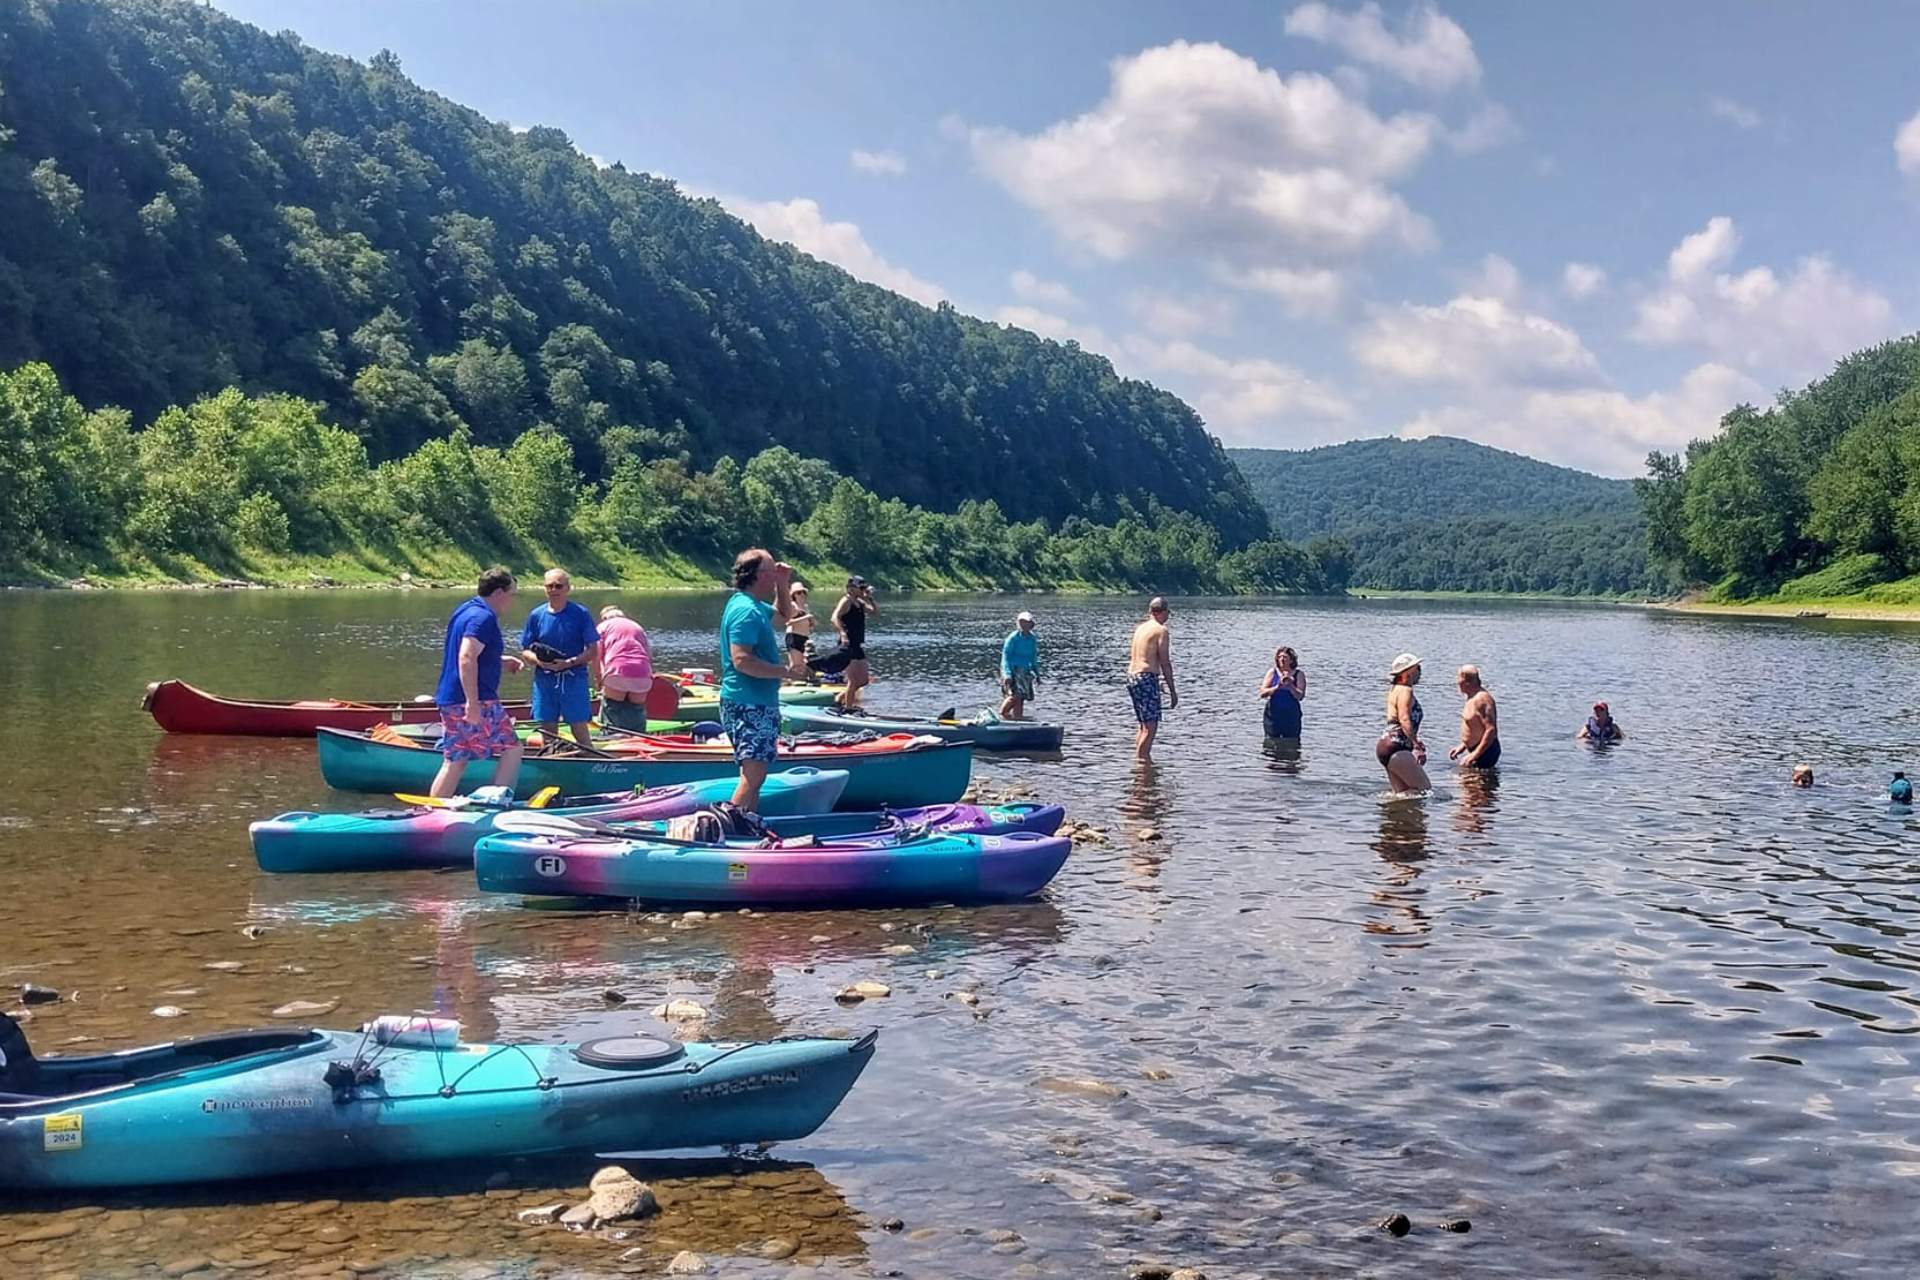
[515,1204,567,1225]
[151,1005,186,1018]
[651,998,708,1022]
[271,999,337,1019]
[665,1251,708,1275]
[1443,1218,1472,1233]
[1378,1212,1412,1238]
[1032,1076,1128,1100]
[20,983,61,1005]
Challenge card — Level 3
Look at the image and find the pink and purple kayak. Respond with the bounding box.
[473,807,1071,905]
[249,769,850,873]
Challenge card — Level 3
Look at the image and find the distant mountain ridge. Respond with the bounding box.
[1228,437,1655,595]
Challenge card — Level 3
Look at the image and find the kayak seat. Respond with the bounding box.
[19,1028,324,1101]
[0,1011,40,1093]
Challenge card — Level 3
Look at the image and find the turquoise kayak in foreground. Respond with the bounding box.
[314,727,973,808]
[0,1018,875,1189]
[250,768,850,873]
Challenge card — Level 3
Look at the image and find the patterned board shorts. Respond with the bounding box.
[719,699,781,764]
[1126,671,1162,725]
[438,700,517,761]
[1005,668,1037,701]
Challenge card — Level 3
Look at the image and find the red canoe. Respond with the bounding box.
[143,679,611,736]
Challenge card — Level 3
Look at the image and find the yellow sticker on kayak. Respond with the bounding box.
[727,862,749,882]
[43,1113,82,1152]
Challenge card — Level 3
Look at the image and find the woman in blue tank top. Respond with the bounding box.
[1258,645,1305,740]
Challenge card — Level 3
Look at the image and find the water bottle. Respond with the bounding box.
[368,1015,462,1050]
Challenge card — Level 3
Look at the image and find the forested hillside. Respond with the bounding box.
[0,0,1265,544]
[1635,334,1920,602]
[1230,438,1659,595]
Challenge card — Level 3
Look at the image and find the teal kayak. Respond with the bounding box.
[782,704,1065,751]
[250,768,850,873]
[0,1014,874,1189]
[315,727,973,809]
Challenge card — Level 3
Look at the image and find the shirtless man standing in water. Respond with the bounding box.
[1126,597,1178,762]
[1449,664,1501,769]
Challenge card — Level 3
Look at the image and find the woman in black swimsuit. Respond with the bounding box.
[1377,652,1430,794]
[829,575,877,710]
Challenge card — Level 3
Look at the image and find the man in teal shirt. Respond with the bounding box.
[718,547,796,816]
[999,610,1039,720]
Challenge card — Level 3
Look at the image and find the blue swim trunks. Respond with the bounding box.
[1126,671,1162,725]
[719,699,781,764]
[532,667,593,724]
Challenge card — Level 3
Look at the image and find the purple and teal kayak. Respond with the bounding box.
[473,814,1071,905]
[248,768,851,873]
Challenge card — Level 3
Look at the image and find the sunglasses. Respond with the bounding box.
[544,583,570,593]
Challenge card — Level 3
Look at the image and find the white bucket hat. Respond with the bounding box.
[1388,652,1421,676]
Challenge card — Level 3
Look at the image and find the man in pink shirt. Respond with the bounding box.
[597,606,655,732]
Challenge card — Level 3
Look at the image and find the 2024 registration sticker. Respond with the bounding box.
[43,1113,81,1152]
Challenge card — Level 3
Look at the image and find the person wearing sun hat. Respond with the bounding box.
[1376,652,1430,793]
[1000,610,1040,720]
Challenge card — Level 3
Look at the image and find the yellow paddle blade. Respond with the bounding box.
[528,786,560,810]
[395,793,448,808]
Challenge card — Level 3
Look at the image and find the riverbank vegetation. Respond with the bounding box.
[0,0,1265,548]
[1634,335,1920,606]
[0,363,1350,595]
[1231,438,1660,596]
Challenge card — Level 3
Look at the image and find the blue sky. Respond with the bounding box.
[218,1,1920,476]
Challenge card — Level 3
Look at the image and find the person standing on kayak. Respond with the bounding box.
[1127,598,1178,762]
[519,568,599,749]
[1449,665,1500,769]
[1000,611,1040,720]
[429,566,528,799]
[1259,645,1305,741]
[596,606,654,732]
[721,548,797,818]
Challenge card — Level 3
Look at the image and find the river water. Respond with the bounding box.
[2,588,1918,1279]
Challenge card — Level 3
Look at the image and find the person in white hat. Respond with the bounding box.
[1376,652,1430,793]
[999,610,1040,720]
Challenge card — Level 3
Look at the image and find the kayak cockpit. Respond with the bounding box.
[0,1014,329,1108]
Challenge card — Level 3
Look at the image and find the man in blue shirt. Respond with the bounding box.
[430,565,528,798]
[719,547,796,816]
[999,610,1040,720]
[519,566,600,748]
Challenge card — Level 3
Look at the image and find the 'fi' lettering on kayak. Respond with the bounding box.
[681,1069,801,1102]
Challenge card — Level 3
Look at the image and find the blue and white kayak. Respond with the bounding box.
[781,704,1065,752]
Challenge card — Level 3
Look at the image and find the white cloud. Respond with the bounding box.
[1633,216,1895,374]
[966,41,1438,264]
[1229,265,1346,317]
[993,305,1112,352]
[1707,96,1763,130]
[1466,252,1522,302]
[1009,269,1080,310]
[850,148,907,176]
[1447,102,1520,153]
[1562,262,1606,300]
[1283,2,1481,93]
[1353,292,1598,389]
[1398,362,1764,476]
[1124,336,1354,441]
[1128,291,1237,338]
[1897,107,1920,177]
[720,195,945,306]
